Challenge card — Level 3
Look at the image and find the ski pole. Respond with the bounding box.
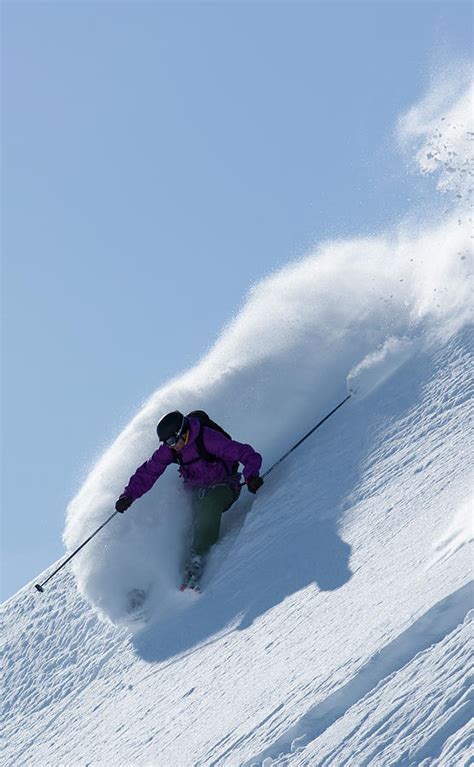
[34,510,120,593]
[262,393,352,480]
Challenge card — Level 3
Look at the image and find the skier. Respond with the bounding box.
[115,410,263,588]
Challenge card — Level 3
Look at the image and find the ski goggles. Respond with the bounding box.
[165,434,181,447]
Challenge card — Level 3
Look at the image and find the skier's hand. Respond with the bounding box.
[115,495,133,513]
[246,475,263,494]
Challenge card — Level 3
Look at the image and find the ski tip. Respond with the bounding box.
[179,583,202,594]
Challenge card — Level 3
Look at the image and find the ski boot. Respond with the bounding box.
[180,552,204,592]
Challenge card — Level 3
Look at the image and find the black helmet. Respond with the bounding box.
[157,411,188,445]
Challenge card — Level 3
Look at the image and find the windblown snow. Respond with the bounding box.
[2,71,473,767]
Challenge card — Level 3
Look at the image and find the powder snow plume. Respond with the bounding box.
[64,70,473,627]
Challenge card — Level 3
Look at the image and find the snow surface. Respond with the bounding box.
[2,72,473,766]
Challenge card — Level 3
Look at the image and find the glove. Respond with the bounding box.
[246,475,263,494]
[115,495,133,513]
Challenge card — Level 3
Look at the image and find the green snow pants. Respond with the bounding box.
[191,484,239,555]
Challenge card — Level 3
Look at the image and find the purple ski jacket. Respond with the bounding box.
[123,416,262,501]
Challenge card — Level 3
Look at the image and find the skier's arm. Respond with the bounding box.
[123,445,174,501]
[203,428,262,481]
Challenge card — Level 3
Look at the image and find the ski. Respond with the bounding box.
[179,575,202,593]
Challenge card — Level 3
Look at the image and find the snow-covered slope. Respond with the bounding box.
[2,73,473,767]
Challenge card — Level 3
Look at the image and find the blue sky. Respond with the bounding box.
[2,1,472,600]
